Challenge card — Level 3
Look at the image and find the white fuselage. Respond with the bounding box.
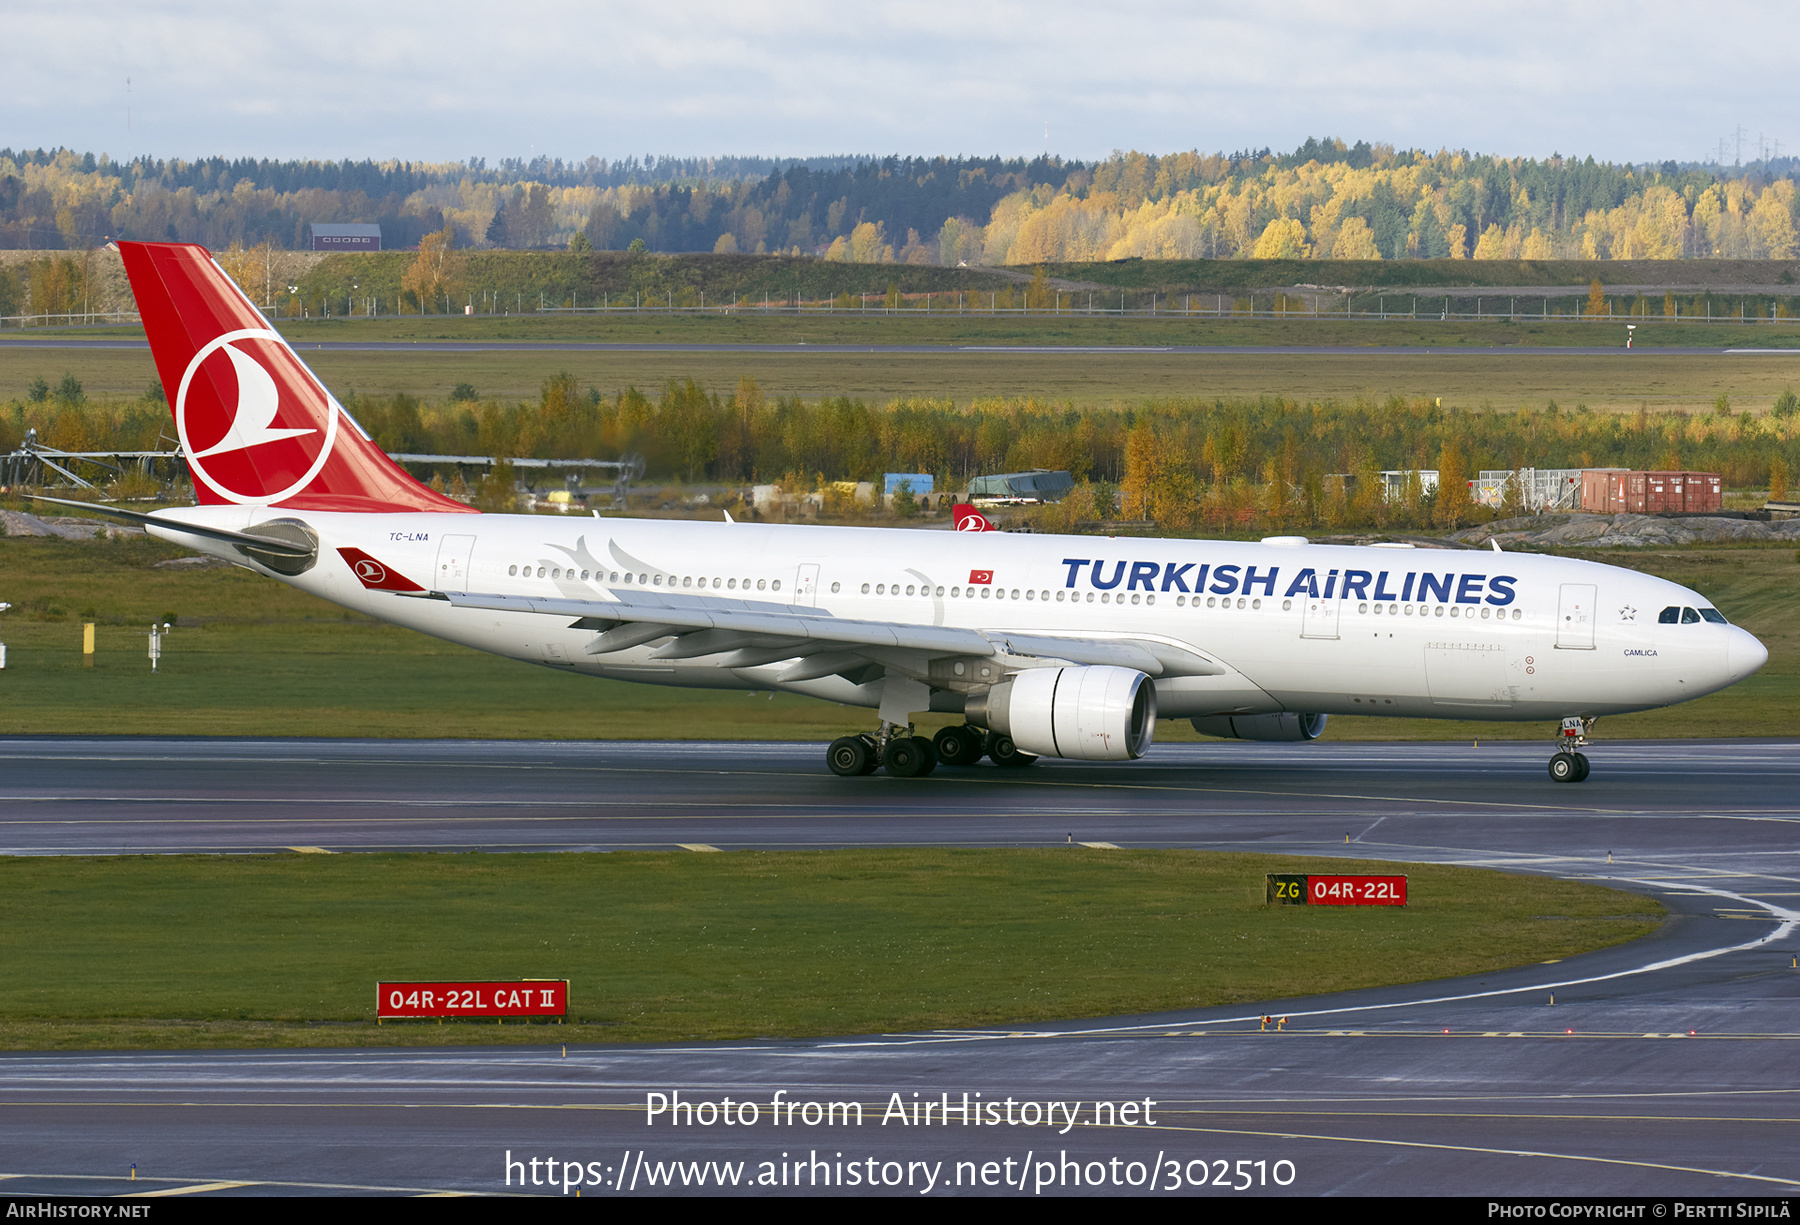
[151,507,1767,727]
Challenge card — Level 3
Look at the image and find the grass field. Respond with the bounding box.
[1,533,1795,742]
[0,849,1661,1049]
[3,319,1799,411]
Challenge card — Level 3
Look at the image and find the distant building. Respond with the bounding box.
[967,469,1074,506]
[884,473,935,496]
[1378,469,1440,501]
[310,223,381,252]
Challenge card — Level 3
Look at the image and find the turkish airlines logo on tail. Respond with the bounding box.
[954,503,997,532]
[177,329,340,505]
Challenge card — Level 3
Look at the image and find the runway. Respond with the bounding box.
[2,737,1798,1197]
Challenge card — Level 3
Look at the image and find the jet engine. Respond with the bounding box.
[1190,712,1328,741]
[967,665,1156,760]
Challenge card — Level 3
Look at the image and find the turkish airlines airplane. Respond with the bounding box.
[51,242,1769,783]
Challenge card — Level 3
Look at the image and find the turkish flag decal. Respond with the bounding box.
[968,569,994,585]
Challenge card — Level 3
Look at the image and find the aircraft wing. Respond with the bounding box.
[433,588,1222,677]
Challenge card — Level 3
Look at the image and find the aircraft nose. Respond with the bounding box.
[1728,627,1769,682]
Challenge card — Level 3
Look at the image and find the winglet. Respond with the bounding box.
[723,509,735,523]
[1490,538,1502,552]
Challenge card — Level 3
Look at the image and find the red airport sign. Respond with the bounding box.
[377,979,568,1019]
[1267,874,1407,906]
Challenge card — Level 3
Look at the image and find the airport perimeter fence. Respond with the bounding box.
[5,298,1800,329]
[0,310,141,328]
[533,290,1800,326]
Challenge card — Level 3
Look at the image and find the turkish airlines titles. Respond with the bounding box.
[1053,557,1519,605]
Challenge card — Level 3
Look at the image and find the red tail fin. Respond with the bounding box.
[120,242,473,514]
[953,503,998,532]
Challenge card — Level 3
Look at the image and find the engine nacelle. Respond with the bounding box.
[1190,712,1328,742]
[969,665,1156,760]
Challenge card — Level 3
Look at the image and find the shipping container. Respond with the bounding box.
[1682,472,1723,512]
[1581,470,1717,514]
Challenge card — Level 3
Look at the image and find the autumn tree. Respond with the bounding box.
[217,240,275,308]
[1433,439,1471,528]
[1251,218,1309,259]
[1122,422,1198,528]
[1586,278,1605,317]
[402,226,466,315]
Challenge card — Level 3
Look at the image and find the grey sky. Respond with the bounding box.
[3,1,1790,167]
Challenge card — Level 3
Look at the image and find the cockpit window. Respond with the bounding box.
[1659,606,1680,624]
[1699,608,1727,624]
[1681,607,1701,624]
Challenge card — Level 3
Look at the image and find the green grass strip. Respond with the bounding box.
[0,850,1660,1050]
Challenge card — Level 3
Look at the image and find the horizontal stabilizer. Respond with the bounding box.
[25,495,315,556]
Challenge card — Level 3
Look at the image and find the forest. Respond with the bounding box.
[7,377,1796,533]
[2,141,1796,267]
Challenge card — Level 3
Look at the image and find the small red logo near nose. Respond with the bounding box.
[338,547,423,592]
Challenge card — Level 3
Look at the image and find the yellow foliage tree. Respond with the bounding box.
[1252,217,1310,259]
[1330,217,1381,260]
[1434,440,1471,528]
[848,222,889,264]
[402,226,465,315]
[216,241,274,308]
[1586,278,1605,317]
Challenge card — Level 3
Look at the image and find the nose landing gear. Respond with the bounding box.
[1548,716,1594,783]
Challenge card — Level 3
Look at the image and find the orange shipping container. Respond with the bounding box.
[1581,469,1716,514]
[1682,472,1722,512]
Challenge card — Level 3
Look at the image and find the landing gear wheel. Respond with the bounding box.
[827,735,871,777]
[1548,751,1581,783]
[884,736,938,778]
[1572,752,1590,782]
[988,735,1039,769]
[932,725,985,766]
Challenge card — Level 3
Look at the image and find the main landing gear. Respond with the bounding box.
[1548,716,1595,783]
[826,721,937,778]
[825,723,1039,776]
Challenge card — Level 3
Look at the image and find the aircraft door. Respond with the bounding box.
[794,562,820,606]
[434,534,477,592]
[1556,583,1596,649]
[1300,593,1340,639]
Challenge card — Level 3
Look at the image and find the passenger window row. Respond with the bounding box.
[506,564,780,593]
